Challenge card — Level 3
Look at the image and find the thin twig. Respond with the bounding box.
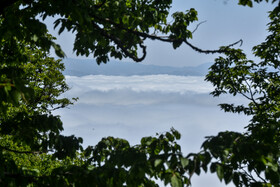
[192,20,207,34]
[241,168,258,183]
[244,77,259,110]
[253,168,267,183]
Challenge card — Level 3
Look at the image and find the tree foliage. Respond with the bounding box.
[199,2,280,185]
[1,0,280,186]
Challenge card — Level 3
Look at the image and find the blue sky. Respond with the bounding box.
[145,0,273,66]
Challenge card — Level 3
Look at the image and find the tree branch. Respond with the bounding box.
[0,145,45,154]
[92,15,243,57]
[91,22,147,62]
[184,39,243,54]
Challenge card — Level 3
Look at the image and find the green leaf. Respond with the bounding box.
[31,35,39,42]
[180,157,189,168]
[171,174,182,187]
[233,173,240,186]
[171,128,181,140]
[210,163,216,173]
[216,165,224,181]
[154,159,162,167]
[52,43,66,58]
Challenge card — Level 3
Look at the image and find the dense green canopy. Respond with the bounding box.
[1,0,280,186]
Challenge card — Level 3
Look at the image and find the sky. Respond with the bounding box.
[46,0,275,67]
[48,1,276,186]
[57,74,250,154]
[55,74,249,187]
[145,0,273,66]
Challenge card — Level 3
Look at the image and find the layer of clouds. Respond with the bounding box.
[55,75,250,187]
[58,74,249,156]
[65,75,213,94]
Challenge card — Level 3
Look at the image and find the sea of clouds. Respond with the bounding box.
[54,74,249,187]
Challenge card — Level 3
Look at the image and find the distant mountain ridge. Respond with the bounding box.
[62,58,211,76]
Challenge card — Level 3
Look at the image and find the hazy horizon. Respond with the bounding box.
[54,72,249,187]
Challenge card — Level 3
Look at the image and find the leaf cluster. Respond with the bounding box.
[0,0,200,64]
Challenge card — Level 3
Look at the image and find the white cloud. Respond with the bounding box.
[65,75,213,94]
[59,75,249,146]
[64,75,218,106]
[55,75,249,187]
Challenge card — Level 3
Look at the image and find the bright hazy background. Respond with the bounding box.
[50,0,275,186]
